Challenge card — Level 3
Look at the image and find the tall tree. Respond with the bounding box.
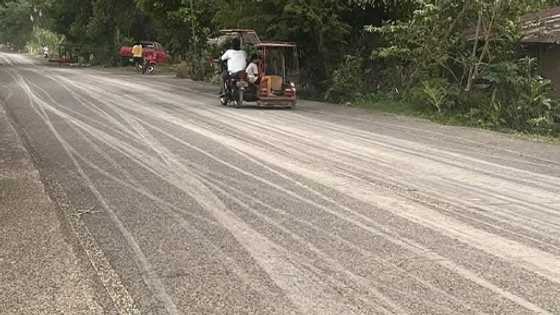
[0,0,33,49]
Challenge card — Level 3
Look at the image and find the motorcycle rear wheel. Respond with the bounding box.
[233,89,244,108]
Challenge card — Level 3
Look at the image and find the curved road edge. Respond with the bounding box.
[0,100,135,314]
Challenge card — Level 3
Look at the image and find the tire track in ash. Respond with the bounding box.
[2,66,146,315]
[295,107,560,172]
[122,94,560,247]
[93,89,556,252]
[195,170,488,315]
[61,70,560,310]
[13,63,560,314]
[12,68,388,314]
[36,78,560,243]
[11,68,296,313]
[177,112,560,255]
[280,114,560,205]
[62,126,304,315]
[184,105,560,230]
[141,81,560,312]
[199,109,560,274]
[89,67,554,314]
[95,98,554,313]
[144,75,560,173]
[94,108,495,314]
[8,69,177,314]
[256,114,560,246]
[94,107,373,313]
[36,71,486,314]
[235,109,560,192]
[212,112,560,245]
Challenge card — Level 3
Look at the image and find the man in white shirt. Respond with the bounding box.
[221,38,247,74]
[220,38,247,94]
[246,54,260,85]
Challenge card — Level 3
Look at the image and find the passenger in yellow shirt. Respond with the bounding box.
[132,43,144,68]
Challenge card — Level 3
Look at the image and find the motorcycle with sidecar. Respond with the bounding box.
[215,29,299,109]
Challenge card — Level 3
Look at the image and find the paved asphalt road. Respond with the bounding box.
[1,52,560,314]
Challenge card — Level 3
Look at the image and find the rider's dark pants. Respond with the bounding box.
[222,71,242,92]
[134,57,143,67]
[142,60,149,74]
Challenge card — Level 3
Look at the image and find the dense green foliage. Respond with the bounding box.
[370,0,560,134]
[0,0,559,134]
[0,0,34,49]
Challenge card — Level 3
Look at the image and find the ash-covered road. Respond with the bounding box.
[1,52,560,314]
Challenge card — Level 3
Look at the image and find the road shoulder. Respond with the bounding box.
[0,105,106,314]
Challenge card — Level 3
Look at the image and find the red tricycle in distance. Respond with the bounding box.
[119,41,168,74]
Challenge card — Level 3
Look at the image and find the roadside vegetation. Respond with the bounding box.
[1,0,559,136]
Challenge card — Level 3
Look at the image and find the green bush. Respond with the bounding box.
[420,79,449,113]
[190,55,213,81]
[175,54,214,81]
[176,61,192,79]
[325,55,368,103]
[478,57,559,134]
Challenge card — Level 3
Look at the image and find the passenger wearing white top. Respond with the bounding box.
[246,54,260,84]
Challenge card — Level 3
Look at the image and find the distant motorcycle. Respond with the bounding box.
[135,59,156,75]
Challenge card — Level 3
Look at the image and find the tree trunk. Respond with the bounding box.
[465,10,482,92]
[465,1,501,92]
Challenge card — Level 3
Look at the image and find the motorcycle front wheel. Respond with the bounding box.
[220,95,228,106]
[145,64,156,74]
[220,82,229,106]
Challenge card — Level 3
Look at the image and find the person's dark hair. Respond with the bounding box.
[250,54,259,62]
[232,38,241,50]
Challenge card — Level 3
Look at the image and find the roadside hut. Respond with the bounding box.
[466,6,560,93]
[520,6,560,92]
